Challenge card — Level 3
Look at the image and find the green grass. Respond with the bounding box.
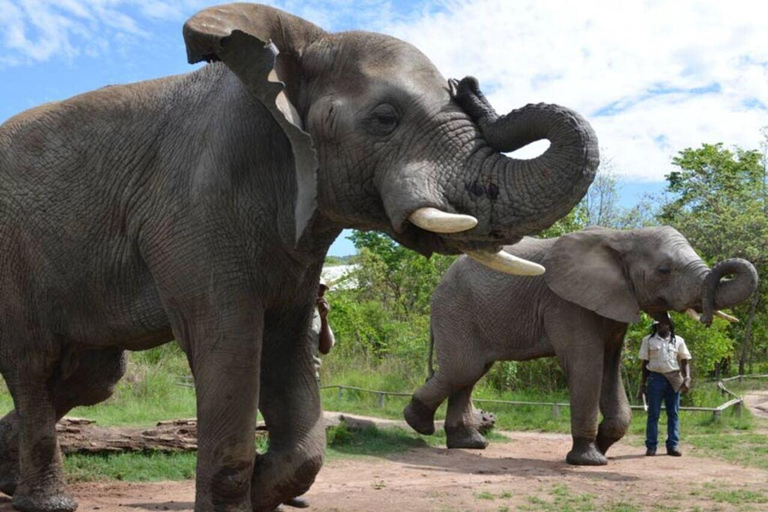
[518,484,596,512]
[709,488,768,504]
[64,451,197,482]
[2,347,767,485]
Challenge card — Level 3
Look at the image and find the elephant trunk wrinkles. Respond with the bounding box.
[701,258,759,325]
[453,77,599,241]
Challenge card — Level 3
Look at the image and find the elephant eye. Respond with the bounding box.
[366,104,400,136]
[658,266,671,275]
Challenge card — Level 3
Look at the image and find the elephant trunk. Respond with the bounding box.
[452,77,599,240]
[700,258,759,325]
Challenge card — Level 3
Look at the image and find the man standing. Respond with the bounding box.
[638,321,692,457]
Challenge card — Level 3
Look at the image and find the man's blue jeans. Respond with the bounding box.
[646,372,680,450]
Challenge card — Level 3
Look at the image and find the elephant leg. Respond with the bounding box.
[445,384,488,450]
[596,344,631,455]
[404,373,449,435]
[252,306,325,512]
[175,301,262,512]
[4,357,77,512]
[557,344,607,466]
[404,320,483,437]
[0,349,126,497]
[0,411,20,497]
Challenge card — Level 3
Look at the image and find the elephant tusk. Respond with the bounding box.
[408,207,478,234]
[714,310,739,323]
[687,308,739,323]
[465,249,545,276]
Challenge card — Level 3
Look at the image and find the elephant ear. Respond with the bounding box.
[542,227,640,323]
[183,4,325,245]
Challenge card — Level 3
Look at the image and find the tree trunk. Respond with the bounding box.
[738,292,760,375]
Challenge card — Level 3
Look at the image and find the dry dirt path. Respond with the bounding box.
[2,430,766,512]
[744,390,768,420]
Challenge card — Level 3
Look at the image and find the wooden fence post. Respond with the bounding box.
[378,393,386,407]
[337,386,344,400]
[552,403,560,418]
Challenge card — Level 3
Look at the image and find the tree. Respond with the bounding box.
[660,142,768,375]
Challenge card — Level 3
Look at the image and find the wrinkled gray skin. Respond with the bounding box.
[404,226,758,465]
[0,4,599,512]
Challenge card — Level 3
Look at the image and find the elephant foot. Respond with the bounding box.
[0,463,18,497]
[251,452,322,512]
[474,409,496,435]
[445,424,488,450]
[0,417,19,496]
[596,418,629,455]
[12,486,77,512]
[566,437,607,466]
[596,434,620,456]
[403,398,435,436]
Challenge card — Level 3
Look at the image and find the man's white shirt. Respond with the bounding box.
[639,333,692,374]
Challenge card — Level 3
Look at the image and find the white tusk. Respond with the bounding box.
[686,309,701,321]
[466,249,545,276]
[408,207,478,234]
[714,310,739,323]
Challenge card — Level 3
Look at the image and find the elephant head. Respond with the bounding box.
[183,3,599,274]
[542,226,758,325]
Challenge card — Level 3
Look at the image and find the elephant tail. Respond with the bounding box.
[426,325,435,381]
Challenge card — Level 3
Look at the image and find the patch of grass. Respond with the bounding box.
[475,491,495,500]
[687,431,768,470]
[602,503,640,512]
[326,423,431,458]
[517,485,595,511]
[64,451,197,482]
[710,489,768,504]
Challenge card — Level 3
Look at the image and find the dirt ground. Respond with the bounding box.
[2,426,767,512]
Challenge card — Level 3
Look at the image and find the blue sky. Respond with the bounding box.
[2,0,766,256]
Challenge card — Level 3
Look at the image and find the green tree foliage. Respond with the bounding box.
[660,142,768,375]
[325,231,455,371]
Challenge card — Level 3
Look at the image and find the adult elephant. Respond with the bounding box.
[404,226,757,465]
[0,3,599,512]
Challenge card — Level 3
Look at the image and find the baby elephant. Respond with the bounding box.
[404,226,758,465]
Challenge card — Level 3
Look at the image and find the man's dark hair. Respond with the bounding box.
[650,320,676,341]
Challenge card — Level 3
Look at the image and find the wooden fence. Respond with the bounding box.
[320,374,768,421]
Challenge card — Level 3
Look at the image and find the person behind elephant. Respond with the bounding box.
[638,321,691,457]
[404,226,757,466]
[311,279,336,381]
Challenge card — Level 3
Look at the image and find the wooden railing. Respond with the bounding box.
[319,374,766,421]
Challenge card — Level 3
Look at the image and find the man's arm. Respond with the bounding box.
[680,359,691,394]
[317,297,335,355]
[638,360,650,399]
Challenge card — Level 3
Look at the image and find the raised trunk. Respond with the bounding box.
[452,77,599,240]
[700,258,759,325]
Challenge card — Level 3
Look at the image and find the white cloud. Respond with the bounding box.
[386,0,768,181]
[0,0,395,66]
[2,0,765,181]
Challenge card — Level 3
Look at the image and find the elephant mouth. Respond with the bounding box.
[400,206,545,276]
